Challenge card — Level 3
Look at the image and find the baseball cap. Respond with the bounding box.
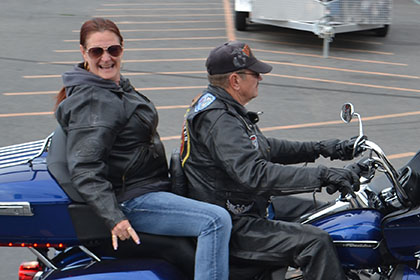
[206,41,272,75]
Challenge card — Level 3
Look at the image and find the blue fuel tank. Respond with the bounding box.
[310,209,383,269]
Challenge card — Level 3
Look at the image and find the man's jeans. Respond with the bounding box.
[120,191,232,280]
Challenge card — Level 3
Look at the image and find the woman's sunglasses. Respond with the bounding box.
[86,45,123,59]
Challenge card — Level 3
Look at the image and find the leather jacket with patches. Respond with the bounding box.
[181,85,328,217]
[55,64,170,230]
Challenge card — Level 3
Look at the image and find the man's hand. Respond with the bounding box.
[323,167,360,196]
[319,138,355,161]
[111,220,140,250]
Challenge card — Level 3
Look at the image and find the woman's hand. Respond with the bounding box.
[111,219,140,250]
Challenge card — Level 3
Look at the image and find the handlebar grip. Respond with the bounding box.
[345,157,370,177]
[345,163,362,176]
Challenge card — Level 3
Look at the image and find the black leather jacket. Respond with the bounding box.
[56,64,170,230]
[181,85,328,216]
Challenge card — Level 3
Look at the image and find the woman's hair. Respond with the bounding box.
[80,17,123,48]
[54,18,123,110]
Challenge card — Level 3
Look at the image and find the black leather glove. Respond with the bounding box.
[322,167,360,196]
[319,138,355,161]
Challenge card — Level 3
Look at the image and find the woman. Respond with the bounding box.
[54,18,231,280]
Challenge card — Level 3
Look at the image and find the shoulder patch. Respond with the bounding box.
[194,93,216,112]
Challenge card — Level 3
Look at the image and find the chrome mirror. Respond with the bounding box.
[340,103,365,157]
[340,103,354,123]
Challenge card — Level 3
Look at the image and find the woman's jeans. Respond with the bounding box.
[120,191,232,280]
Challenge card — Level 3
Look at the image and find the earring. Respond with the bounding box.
[84,61,90,71]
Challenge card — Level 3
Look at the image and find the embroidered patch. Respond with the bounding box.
[249,134,258,149]
[232,44,251,68]
[194,93,216,112]
[226,200,254,215]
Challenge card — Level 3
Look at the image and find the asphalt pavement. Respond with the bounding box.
[1,0,420,278]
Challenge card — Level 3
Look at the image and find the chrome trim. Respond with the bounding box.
[414,250,420,269]
[0,139,45,152]
[28,247,58,270]
[333,240,380,248]
[301,200,351,224]
[0,133,53,169]
[0,202,33,216]
[366,140,409,202]
[33,271,44,280]
[346,186,370,208]
[79,245,102,262]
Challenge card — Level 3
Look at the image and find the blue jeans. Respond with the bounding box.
[120,191,232,280]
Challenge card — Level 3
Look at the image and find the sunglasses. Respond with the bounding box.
[236,71,261,79]
[86,45,123,59]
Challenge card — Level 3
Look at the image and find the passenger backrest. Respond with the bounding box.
[169,148,188,196]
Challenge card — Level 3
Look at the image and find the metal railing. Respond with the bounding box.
[0,134,53,169]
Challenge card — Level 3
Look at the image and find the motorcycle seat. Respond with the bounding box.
[169,147,188,196]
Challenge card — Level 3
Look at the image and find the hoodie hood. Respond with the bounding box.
[62,63,131,96]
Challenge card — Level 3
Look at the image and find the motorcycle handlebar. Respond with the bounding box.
[340,159,370,198]
[345,157,370,177]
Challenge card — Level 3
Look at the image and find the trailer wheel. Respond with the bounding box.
[373,25,389,37]
[235,11,248,31]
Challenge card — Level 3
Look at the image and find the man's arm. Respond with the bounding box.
[201,112,327,196]
[266,137,320,164]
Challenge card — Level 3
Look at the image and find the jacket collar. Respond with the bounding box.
[63,63,132,96]
[207,84,249,117]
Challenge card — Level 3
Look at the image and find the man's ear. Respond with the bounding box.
[229,73,241,91]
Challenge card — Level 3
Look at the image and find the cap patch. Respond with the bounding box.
[232,48,248,69]
[194,93,216,112]
[242,44,251,56]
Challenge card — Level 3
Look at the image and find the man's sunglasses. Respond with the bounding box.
[236,71,261,79]
[86,45,123,59]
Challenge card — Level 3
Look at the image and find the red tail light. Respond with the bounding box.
[18,261,42,280]
[0,242,66,249]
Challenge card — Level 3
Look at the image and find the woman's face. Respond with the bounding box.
[80,30,123,83]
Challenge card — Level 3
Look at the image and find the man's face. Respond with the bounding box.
[236,70,262,104]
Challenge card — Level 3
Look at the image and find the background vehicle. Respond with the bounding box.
[234,0,392,57]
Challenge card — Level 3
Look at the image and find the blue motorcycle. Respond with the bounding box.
[277,103,420,280]
[1,103,420,280]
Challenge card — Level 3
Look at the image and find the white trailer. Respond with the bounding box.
[235,0,392,57]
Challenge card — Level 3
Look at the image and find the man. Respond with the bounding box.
[179,41,359,280]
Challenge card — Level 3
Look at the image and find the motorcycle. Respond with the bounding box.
[1,103,420,280]
[274,103,420,280]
